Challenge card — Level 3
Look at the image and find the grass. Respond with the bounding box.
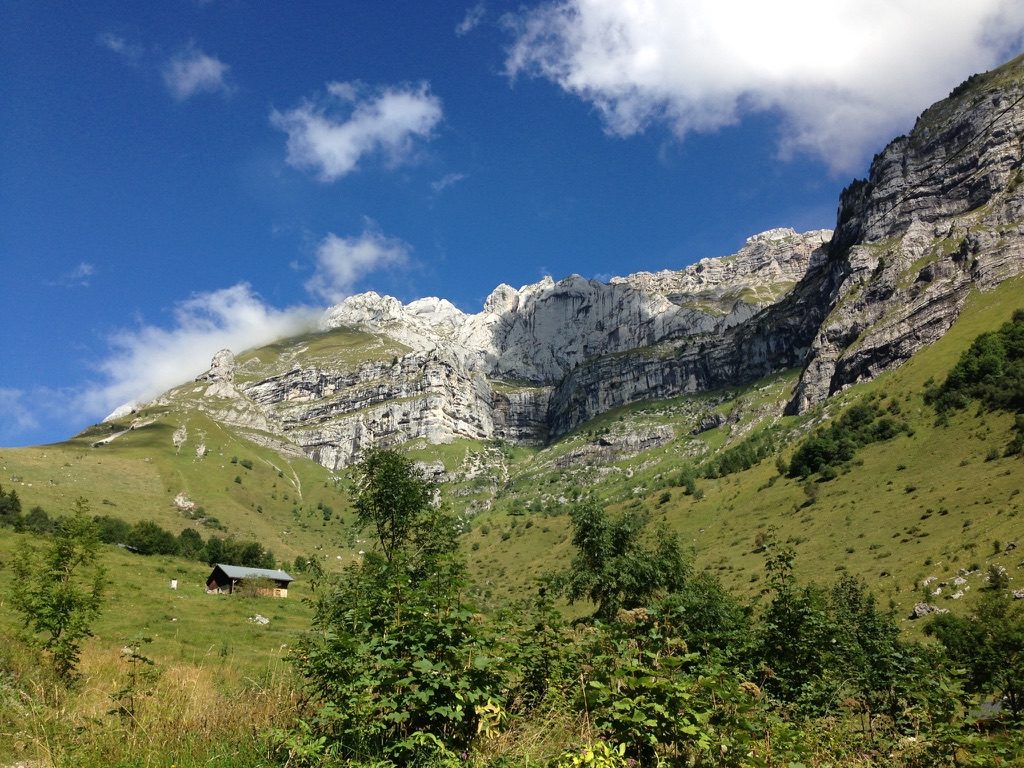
[3,275,1024,631]
[0,532,308,767]
[462,277,1024,619]
[0,408,355,567]
[2,277,1024,765]
[233,326,409,384]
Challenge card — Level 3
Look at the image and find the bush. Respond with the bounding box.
[8,498,106,681]
[788,402,907,478]
[925,309,1024,451]
[290,450,500,763]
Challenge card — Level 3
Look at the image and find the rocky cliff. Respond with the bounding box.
[789,56,1024,410]
[142,56,1024,470]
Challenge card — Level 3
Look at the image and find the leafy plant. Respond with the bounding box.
[8,497,106,681]
[291,450,504,763]
[558,499,688,622]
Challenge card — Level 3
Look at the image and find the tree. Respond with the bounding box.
[561,498,688,622]
[927,591,1024,718]
[94,514,132,544]
[291,449,498,764]
[351,448,452,566]
[0,484,23,529]
[9,497,106,681]
[23,505,54,534]
[127,520,178,555]
[177,527,205,560]
[204,535,226,565]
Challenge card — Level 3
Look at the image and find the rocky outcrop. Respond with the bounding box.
[789,57,1024,410]
[552,426,674,468]
[173,227,829,468]
[195,349,239,399]
[322,228,829,386]
[155,57,1024,469]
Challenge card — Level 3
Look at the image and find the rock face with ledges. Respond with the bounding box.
[166,227,826,468]
[134,56,1024,469]
[789,56,1024,411]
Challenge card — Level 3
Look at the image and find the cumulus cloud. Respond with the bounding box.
[270,81,443,181]
[163,44,231,100]
[77,284,316,418]
[505,0,1024,172]
[306,229,410,304]
[457,3,486,35]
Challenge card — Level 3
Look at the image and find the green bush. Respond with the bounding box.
[788,402,907,478]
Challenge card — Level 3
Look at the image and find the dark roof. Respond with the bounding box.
[212,563,294,583]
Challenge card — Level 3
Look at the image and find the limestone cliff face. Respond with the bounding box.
[789,58,1024,410]
[323,227,829,386]
[174,228,825,468]
[159,57,1024,469]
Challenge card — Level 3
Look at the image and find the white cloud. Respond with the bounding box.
[97,32,143,62]
[78,284,316,418]
[306,229,409,304]
[60,262,95,287]
[163,44,231,100]
[505,0,1024,172]
[431,172,468,193]
[270,81,443,181]
[0,388,39,441]
[457,3,486,36]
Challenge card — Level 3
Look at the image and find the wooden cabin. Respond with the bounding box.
[206,563,294,597]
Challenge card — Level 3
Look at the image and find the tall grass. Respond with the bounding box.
[0,637,297,767]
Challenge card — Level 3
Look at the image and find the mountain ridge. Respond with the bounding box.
[104,56,1024,472]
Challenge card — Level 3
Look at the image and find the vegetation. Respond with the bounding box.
[927,590,1024,718]
[290,450,495,765]
[926,308,1024,453]
[787,400,908,478]
[558,499,687,621]
[3,292,1024,764]
[8,502,281,569]
[8,498,106,681]
[700,426,780,479]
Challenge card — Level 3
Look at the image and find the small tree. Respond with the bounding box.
[292,449,497,764]
[927,591,1024,718]
[561,498,688,622]
[9,497,106,681]
[351,448,451,566]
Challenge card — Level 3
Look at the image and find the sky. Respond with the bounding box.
[3,1,1024,447]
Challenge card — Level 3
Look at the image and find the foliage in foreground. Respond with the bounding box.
[8,498,106,681]
[281,451,1024,767]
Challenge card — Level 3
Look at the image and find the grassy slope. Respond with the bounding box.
[0,532,312,673]
[0,531,307,766]
[0,409,359,567]
[464,277,1024,622]
[2,278,1022,627]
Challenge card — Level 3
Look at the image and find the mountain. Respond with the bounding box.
[114,56,1024,474]
[3,56,1024,607]
[169,226,829,469]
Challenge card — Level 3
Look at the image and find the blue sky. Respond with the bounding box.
[3,0,1023,447]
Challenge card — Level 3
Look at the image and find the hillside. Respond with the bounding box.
[2,277,1022,617]
[3,57,1024,611]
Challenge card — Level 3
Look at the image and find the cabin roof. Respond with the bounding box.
[212,563,295,583]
